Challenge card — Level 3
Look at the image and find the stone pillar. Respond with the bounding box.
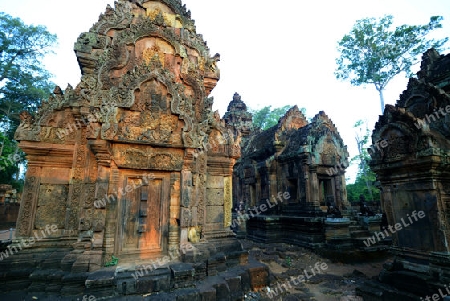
[309,166,320,209]
[224,176,232,228]
[304,166,311,206]
[340,174,350,209]
[269,173,278,202]
[180,169,193,247]
[15,165,42,237]
[169,172,181,256]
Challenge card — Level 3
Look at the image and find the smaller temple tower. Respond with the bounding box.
[222,92,253,138]
[223,96,350,247]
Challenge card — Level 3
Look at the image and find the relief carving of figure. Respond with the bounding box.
[205,53,220,78]
[15,111,36,140]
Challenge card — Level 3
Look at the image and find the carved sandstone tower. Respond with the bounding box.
[230,105,351,247]
[13,0,242,274]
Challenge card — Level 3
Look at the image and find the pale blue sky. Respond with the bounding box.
[0,0,449,182]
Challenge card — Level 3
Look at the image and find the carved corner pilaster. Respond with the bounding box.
[16,166,42,237]
[224,177,232,228]
[88,140,113,167]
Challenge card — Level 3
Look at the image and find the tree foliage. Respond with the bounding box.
[0,12,56,137]
[0,132,24,191]
[251,105,306,130]
[335,15,448,113]
[346,173,379,203]
[0,13,56,190]
[346,120,379,202]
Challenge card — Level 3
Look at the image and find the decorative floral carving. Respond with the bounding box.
[16,167,40,237]
[224,177,232,227]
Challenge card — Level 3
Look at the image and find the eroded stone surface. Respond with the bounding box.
[3,0,259,297]
[227,102,351,247]
[359,49,450,299]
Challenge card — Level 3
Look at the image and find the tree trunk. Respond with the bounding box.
[0,134,5,157]
[361,164,374,201]
[356,136,374,201]
[378,89,385,114]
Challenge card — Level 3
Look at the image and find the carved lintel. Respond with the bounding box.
[18,141,75,168]
[112,144,184,170]
[207,156,235,176]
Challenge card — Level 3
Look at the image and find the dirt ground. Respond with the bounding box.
[240,239,391,301]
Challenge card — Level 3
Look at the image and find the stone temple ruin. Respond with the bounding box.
[358,49,450,300]
[2,0,450,300]
[224,94,386,253]
[0,0,386,291]
[226,101,352,246]
[2,0,268,298]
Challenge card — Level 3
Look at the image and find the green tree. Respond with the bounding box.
[335,15,448,113]
[251,105,306,130]
[0,13,56,189]
[346,174,379,203]
[346,120,379,202]
[0,132,24,191]
[251,105,272,130]
[0,12,56,138]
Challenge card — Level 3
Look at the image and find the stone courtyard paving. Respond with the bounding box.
[1,239,390,301]
[240,239,390,301]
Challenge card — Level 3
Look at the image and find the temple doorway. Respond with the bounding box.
[319,178,335,205]
[116,171,170,259]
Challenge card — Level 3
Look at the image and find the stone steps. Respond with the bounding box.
[0,258,268,301]
[144,259,268,301]
[350,230,372,238]
[0,246,268,301]
[356,279,424,301]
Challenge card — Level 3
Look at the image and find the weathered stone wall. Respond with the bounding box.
[358,49,450,299]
